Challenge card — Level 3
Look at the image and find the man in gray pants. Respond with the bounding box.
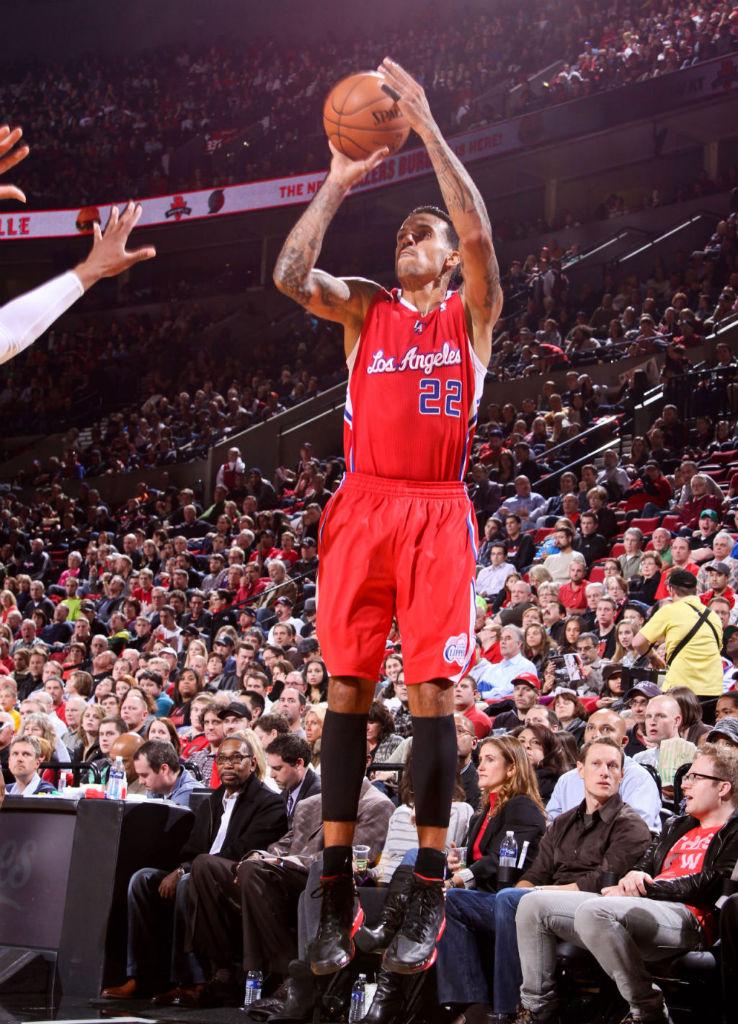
[515,744,738,1024]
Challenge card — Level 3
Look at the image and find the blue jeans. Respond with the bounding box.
[435,886,529,1011]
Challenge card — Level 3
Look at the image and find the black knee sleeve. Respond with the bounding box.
[320,710,368,822]
[411,714,457,829]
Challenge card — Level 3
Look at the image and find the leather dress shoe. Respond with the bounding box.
[269,960,316,1022]
[177,981,241,1008]
[151,985,190,1006]
[100,979,143,1000]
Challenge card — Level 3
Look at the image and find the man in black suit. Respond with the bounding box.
[101,734,287,1005]
[265,733,321,827]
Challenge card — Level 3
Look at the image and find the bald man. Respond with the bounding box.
[109,732,147,795]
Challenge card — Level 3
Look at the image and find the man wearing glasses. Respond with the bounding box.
[515,744,738,1024]
[102,735,287,1006]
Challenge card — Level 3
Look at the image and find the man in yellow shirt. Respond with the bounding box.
[633,569,723,706]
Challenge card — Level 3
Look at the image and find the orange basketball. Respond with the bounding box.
[323,71,410,161]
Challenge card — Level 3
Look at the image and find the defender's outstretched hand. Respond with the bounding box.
[0,125,29,203]
[75,201,156,291]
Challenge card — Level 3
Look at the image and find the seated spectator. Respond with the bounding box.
[454,676,491,741]
[476,542,515,600]
[522,623,556,674]
[551,689,589,747]
[573,510,609,567]
[541,520,577,584]
[516,744,737,1024]
[102,733,288,1005]
[435,735,547,1012]
[618,528,645,579]
[500,476,546,532]
[517,721,574,801]
[491,673,542,732]
[470,626,537,701]
[503,513,536,573]
[6,735,56,796]
[679,472,725,529]
[133,739,199,806]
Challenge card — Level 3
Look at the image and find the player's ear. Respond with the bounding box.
[444,249,461,273]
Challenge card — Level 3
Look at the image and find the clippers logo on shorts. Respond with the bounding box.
[443,633,469,667]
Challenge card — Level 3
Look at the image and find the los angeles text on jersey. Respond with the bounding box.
[366,341,462,376]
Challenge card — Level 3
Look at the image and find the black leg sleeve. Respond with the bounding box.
[411,714,457,830]
[320,710,368,822]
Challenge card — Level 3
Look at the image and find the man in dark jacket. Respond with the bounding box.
[101,734,287,1003]
[516,743,738,1024]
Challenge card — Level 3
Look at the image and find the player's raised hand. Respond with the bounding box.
[377,58,435,136]
[327,140,389,188]
[74,200,156,291]
[0,125,29,203]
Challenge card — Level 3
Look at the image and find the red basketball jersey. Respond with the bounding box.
[343,288,486,481]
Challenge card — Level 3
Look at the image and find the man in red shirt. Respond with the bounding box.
[516,744,738,1024]
[453,675,491,740]
[558,556,588,615]
[700,562,735,612]
[653,537,702,602]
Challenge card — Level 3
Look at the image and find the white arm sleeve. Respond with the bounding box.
[0,270,84,366]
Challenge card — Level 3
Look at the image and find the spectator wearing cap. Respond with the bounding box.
[491,673,541,732]
[696,531,738,593]
[700,562,737,622]
[217,701,253,737]
[266,596,303,644]
[292,536,319,584]
[706,717,738,752]
[634,569,724,702]
[623,681,661,758]
[476,428,509,469]
[690,508,723,564]
[299,596,317,638]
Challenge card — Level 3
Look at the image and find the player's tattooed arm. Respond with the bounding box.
[378,58,502,355]
[273,144,384,328]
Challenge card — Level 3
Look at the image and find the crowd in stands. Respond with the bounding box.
[2,199,735,476]
[2,385,738,1018]
[1,1,734,213]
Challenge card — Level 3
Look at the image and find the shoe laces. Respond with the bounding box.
[314,874,352,922]
[401,880,443,942]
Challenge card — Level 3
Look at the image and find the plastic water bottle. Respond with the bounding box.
[499,830,518,868]
[243,970,263,1006]
[348,973,366,1022]
[105,756,127,800]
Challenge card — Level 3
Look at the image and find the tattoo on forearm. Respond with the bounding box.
[274,180,347,307]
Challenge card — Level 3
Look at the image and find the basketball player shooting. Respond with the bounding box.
[274,58,502,982]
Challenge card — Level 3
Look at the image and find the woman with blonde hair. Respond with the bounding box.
[436,735,547,1012]
[71,704,106,762]
[305,703,328,768]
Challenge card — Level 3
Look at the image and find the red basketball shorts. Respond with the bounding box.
[316,472,478,686]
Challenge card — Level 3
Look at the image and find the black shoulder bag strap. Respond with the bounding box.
[666,602,720,668]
